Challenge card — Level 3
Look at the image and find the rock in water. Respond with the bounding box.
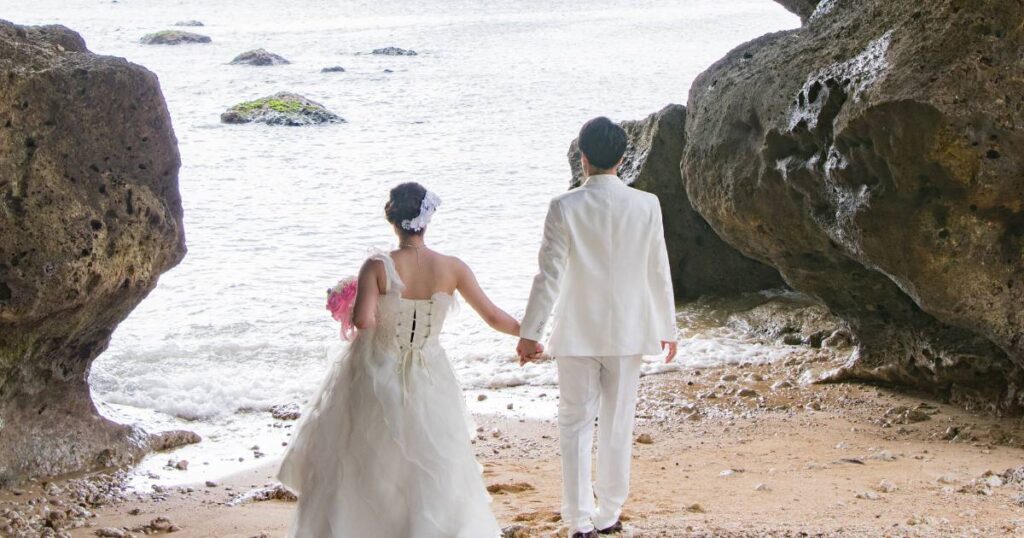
[220,92,344,126]
[371,46,417,56]
[173,20,204,27]
[0,21,186,483]
[683,0,1024,411]
[568,105,784,299]
[321,66,346,73]
[140,30,211,45]
[230,49,290,66]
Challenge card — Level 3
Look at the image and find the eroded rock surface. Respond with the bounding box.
[568,105,783,299]
[683,0,1024,411]
[0,20,186,483]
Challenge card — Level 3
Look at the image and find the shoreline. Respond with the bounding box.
[5,355,1024,537]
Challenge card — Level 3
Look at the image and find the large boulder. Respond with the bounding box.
[683,0,1024,412]
[220,92,344,126]
[568,105,784,299]
[0,20,188,483]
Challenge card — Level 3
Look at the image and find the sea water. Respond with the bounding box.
[3,0,798,483]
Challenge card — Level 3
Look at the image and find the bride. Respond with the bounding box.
[278,182,524,537]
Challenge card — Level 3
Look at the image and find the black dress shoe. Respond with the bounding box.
[597,520,623,534]
[571,531,598,538]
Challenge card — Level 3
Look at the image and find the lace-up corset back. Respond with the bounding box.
[393,296,446,350]
[372,253,453,352]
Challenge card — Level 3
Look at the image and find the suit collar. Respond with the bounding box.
[582,174,624,187]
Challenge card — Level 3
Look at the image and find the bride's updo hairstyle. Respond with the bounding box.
[385,182,428,235]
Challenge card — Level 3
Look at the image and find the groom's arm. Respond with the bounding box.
[521,198,570,344]
[648,199,677,357]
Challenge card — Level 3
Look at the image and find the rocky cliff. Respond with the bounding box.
[0,21,187,483]
[568,105,784,299]
[682,0,1024,412]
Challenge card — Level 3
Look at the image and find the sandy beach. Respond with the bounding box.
[5,351,1024,537]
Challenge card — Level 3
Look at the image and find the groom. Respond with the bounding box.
[518,117,678,537]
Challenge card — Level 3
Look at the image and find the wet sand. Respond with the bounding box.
[5,354,1024,537]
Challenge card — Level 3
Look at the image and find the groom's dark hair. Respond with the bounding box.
[578,117,627,170]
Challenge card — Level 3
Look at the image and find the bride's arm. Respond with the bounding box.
[454,258,520,337]
[352,259,384,330]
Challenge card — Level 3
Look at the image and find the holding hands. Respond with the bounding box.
[516,338,545,366]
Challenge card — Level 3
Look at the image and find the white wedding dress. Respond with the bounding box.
[278,253,501,538]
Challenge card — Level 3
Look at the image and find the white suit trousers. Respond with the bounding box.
[556,355,643,535]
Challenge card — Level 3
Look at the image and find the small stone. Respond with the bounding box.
[937,474,958,485]
[321,66,346,73]
[770,380,794,391]
[174,20,204,27]
[175,460,189,470]
[205,481,218,488]
[271,403,301,421]
[372,46,417,56]
[737,388,759,398]
[685,503,705,513]
[95,528,128,538]
[856,491,881,500]
[506,403,514,410]
[720,374,738,382]
[876,479,898,493]
[636,433,654,445]
[754,483,771,491]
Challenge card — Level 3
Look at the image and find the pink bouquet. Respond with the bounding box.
[326,276,359,341]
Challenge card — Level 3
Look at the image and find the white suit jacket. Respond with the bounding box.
[521,174,676,357]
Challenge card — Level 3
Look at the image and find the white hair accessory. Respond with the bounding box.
[400,190,441,232]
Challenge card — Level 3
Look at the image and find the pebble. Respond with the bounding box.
[205,481,218,488]
[754,483,771,491]
[770,380,793,391]
[737,388,759,398]
[636,433,654,445]
[685,503,706,513]
[856,491,881,500]
[175,460,189,471]
[477,394,488,401]
[876,479,898,493]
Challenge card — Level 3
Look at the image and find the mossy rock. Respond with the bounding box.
[140,30,211,45]
[220,92,344,126]
[230,48,290,66]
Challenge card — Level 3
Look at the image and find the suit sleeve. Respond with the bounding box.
[521,198,570,342]
[649,198,677,340]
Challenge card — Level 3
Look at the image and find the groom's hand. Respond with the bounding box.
[661,340,678,363]
[517,338,543,365]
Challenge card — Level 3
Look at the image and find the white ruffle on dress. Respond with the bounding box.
[277,253,501,538]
